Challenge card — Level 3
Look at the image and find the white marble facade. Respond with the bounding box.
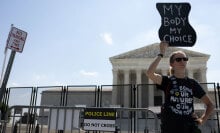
[109,43,210,107]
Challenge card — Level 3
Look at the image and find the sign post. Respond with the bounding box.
[0,25,27,103]
[156,2,197,47]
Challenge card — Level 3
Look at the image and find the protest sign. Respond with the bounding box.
[156,3,196,47]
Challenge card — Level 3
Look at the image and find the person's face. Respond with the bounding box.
[170,53,188,70]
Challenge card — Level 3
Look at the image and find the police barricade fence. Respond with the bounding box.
[194,108,220,133]
[0,105,160,133]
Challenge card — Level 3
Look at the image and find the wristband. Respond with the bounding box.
[157,53,163,58]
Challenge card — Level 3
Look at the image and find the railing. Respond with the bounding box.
[0,82,219,133]
[0,105,160,133]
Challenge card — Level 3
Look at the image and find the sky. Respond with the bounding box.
[0,0,220,88]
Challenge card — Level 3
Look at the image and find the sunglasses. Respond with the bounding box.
[174,57,188,62]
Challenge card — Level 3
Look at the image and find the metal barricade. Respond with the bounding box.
[195,108,220,133]
[114,107,160,133]
[0,105,160,133]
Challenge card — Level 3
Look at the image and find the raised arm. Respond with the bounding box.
[146,42,168,85]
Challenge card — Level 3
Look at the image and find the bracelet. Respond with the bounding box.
[157,53,163,58]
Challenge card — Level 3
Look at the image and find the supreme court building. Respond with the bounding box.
[109,43,210,108]
[40,42,211,109]
[38,43,214,131]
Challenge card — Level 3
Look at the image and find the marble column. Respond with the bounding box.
[200,67,208,92]
[123,69,130,107]
[111,69,118,105]
[136,69,142,108]
[200,68,207,83]
[161,69,168,76]
[187,69,194,79]
[148,79,154,106]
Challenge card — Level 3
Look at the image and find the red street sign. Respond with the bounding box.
[7,27,27,53]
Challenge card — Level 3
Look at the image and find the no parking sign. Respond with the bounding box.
[7,26,27,53]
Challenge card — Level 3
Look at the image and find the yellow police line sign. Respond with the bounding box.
[83,108,116,131]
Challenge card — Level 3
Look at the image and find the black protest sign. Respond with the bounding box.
[156,3,197,47]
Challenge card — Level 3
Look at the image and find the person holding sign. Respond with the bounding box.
[146,42,214,133]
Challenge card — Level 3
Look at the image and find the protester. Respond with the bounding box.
[146,41,214,133]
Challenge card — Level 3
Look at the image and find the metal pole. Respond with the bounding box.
[97,86,100,107]
[0,50,16,103]
[217,83,220,133]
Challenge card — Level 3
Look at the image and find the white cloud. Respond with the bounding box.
[80,70,98,77]
[100,32,113,45]
[8,82,21,87]
[133,28,158,45]
[33,73,47,81]
[123,28,159,51]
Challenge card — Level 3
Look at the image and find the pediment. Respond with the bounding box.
[110,43,210,59]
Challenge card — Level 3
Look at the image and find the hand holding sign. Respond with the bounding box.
[156,3,196,47]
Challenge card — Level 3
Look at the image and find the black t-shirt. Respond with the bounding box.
[157,76,206,116]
